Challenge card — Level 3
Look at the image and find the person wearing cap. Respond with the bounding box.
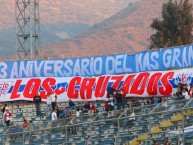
[4,109,12,126]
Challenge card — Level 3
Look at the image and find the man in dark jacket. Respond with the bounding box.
[116,90,122,110]
[33,92,41,116]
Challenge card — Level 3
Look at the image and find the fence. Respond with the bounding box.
[1,99,193,145]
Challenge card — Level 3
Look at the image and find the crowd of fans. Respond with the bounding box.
[1,84,193,144]
[174,83,193,100]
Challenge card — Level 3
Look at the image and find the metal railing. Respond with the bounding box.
[0,99,193,145]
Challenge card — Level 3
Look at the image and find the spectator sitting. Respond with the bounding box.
[182,89,190,100]
[157,97,162,103]
[51,109,57,121]
[163,138,171,145]
[146,98,152,105]
[104,101,109,112]
[75,108,82,117]
[175,93,184,100]
[161,98,168,107]
[129,110,135,121]
[107,99,115,117]
[153,97,159,106]
[152,139,159,145]
[23,119,29,129]
[69,99,75,110]
[60,108,66,118]
[28,121,35,131]
[108,97,114,111]
[88,102,96,116]
[76,102,83,110]
[183,84,189,92]
[83,102,90,113]
[176,88,182,97]
[150,96,154,104]
[178,83,183,91]
[135,100,141,107]
[66,107,72,118]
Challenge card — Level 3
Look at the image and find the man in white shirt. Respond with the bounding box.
[45,93,52,116]
[51,110,57,121]
[182,89,190,100]
[50,91,57,111]
[129,110,135,121]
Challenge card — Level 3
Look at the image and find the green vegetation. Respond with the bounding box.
[149,0,193,49]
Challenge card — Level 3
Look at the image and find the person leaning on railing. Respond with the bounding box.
[68,99,76,110]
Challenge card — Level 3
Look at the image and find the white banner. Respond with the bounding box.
[0,68,192,102]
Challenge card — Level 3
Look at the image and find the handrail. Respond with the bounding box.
[183,98,193,109]
[1,98,193,144]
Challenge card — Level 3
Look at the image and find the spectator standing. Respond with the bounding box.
[1,104,9,114]
[50,91,57,111]
[116,90,122,110]
[45,92,52,116]
[33,92,42,116]
[120,87,126,108]
[4,109,12,127]
[182,89,190,100]
[83,102,90,113]
[69,99,75,110]
[1,104,9,126]
[55,106,61,118]
[51,109,57,121]
[70,117,77,135]
[107,87,116,98]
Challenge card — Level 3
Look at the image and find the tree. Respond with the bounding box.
[149,0,193,49]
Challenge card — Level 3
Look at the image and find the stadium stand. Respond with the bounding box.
[0,98,193,145]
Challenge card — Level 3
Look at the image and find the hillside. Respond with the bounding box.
[0,0,135,60]
[40,0,168,58]
[1,0,193,60]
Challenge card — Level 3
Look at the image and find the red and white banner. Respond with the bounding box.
[0,68,192,102]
